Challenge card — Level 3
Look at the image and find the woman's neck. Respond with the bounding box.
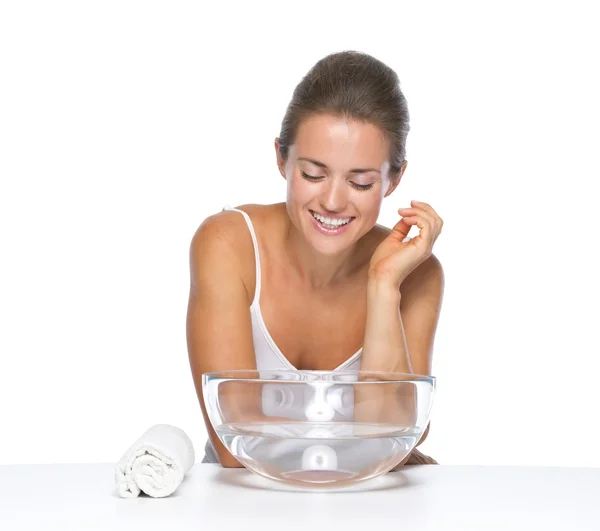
[282,209,367,290]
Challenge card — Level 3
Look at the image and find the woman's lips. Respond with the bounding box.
[309,210,355,236]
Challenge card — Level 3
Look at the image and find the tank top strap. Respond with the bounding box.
[222,205,261,305]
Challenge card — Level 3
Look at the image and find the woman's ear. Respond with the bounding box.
[274,138,286,179]
[384,160,408,198]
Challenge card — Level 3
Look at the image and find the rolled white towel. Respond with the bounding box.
[115,424,195,498]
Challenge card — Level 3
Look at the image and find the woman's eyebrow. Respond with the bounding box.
[297,157,381,174]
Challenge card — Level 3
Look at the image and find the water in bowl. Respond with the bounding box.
[216,421,420,488]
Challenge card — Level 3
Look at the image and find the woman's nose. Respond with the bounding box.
[321,178,348,212]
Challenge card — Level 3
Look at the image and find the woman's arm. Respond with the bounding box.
[360,280,411,374]
[358,254,445,465]
[186,212,258,468]
[361,254,444,376]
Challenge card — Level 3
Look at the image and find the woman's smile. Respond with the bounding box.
[309,209,356,235]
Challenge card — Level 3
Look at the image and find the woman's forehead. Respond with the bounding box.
[293,115,390,169]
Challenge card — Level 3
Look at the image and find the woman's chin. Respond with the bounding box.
[304,227,358,256]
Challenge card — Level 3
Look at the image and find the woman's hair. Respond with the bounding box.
[277,50,410,175]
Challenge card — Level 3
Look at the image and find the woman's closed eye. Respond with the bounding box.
[350,182,374,191]
[300,171,374,191]
[300,171,323,182]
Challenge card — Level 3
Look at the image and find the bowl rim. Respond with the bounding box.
[202,368,435,383]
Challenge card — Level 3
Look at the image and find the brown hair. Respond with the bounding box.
[277,50,410,175]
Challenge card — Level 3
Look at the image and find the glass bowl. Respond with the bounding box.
[202,369,435,489]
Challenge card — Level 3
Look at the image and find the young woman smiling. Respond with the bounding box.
[187,50,444,468]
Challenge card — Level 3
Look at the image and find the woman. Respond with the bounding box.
[186,50,444,468]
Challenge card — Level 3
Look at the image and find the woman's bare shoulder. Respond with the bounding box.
[236,202,286,224]
[189,204,284,295]
[359,223,392,258]
[191,208,245,250]
[191,203,278,248]
[189,206,263,277]
[370,222,393,242]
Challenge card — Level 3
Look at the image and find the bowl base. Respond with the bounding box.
[281,468,358,484]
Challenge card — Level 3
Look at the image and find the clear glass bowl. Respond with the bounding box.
[202,369,436,489]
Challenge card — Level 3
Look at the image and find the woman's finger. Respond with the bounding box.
[398,215,433,247]
[389,216,413,241]
[400,206,443,231]
[398,208,436,232]
[401,209,443,243]
[411,200,441,221]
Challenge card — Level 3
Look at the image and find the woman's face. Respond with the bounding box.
[276,113,404,256]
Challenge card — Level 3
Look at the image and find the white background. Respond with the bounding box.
[1,0,599,467]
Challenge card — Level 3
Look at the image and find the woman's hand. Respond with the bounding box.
[391,448,439,471]
[369,200,443,287]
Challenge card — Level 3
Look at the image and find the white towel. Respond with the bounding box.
[115,424,195,498]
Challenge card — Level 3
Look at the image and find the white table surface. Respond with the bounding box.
[1,463,599,530]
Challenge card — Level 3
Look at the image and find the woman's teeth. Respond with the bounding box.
[311,211,352,229]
